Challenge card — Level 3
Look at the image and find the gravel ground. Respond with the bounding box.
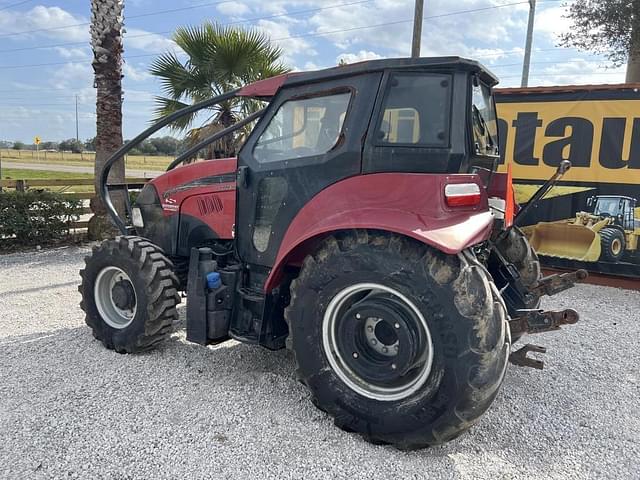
[1,246,638,480]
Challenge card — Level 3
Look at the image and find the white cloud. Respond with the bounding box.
[217,2,251,17]
[50,62,93,90]
[256,18,315,65]
[337,50,383,64]
[0,6,88,41]
[54,47,91,60]
[535,4,573,42]
[125,28,176,53]
[123,63,151,81]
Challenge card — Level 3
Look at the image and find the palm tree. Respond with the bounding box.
[150,22,289,158]
[89,0,126,239]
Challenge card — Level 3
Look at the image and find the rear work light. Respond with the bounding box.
[444,183,482,207]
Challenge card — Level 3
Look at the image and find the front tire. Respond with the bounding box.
[599,228,625,262]
[286,231,510,449]
[79,236,181,353]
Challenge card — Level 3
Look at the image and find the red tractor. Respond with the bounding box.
[80,57,585,449]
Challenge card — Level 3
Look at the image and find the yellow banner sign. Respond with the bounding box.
[495,99,640,185]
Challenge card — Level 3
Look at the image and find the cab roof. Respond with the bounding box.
[238,56,498,98]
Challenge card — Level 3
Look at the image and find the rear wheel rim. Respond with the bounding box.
[94,266,137,329]
[611,238,622,256]
[322,283,433,402]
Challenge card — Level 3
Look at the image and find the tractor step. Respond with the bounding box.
[510,344,547,370]
[509,308,579,338]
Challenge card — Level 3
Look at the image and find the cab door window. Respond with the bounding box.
[253,92,351,163]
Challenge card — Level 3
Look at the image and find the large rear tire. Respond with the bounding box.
[599,227,626,262]
[79,236,181,353]
[285,231,510,449]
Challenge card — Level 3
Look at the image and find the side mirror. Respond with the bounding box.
[586,196,595,207]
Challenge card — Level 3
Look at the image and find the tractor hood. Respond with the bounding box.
[149,158,238,213]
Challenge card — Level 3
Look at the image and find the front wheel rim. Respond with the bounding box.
[94,266,137,329]
[322,283,434,402]
[611,238,622,256]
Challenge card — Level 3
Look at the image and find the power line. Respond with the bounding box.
[0,0,376,53]
[0,0,560,69]
[0,0,33,12]
[0,1,238,38]
[0,0,563,42]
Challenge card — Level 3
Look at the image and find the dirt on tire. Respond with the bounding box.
[285,230,510,449]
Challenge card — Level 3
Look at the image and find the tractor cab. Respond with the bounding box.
[588,195,638,231]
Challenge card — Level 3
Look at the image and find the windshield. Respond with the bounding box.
[471,81,499,157]
[594,198,623,216]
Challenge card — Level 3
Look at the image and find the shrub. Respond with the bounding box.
[0,191,83,245]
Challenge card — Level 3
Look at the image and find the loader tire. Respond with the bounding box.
[495,227,542,309]
[599,228,626,263]
[79,236,181,353]
[285,230,510,449]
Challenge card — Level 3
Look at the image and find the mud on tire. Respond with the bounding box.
[495,226,542,309]
[79,236,181,353]
[285,230,510,449]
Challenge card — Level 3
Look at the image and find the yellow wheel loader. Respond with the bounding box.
[526,196,640,263]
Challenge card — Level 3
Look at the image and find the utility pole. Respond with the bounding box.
[521,0,537,88]
[75,94,80,143]
[411,0,424,58]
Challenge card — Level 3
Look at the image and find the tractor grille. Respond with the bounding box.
[197,195,224,216]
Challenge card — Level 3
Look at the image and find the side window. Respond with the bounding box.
[253,92,351,163]
[376,74,451,146]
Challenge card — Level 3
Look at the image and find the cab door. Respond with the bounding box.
[236,73,381,268]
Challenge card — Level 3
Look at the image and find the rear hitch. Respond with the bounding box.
[510,344,547,370]
[508,308,579,370]
[531,269,588,298]
[509,308,579,337]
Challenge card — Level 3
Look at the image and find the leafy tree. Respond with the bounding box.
[150,22,289,159]
[84,137,96,151]
[561,0,640,82]
[58,139,84,153]
[149,136,180,155]
[41,141,59,150]
[12,141,25,150]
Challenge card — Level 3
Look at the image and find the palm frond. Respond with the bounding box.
[148,21,291,152]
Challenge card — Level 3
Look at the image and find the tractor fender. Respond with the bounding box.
[264,173,493,292]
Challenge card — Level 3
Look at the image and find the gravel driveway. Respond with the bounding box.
[1,246,638,479]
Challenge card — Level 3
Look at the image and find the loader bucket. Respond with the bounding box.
[528,222,602,262]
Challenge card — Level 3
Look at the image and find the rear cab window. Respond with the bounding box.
[375,73,452,147]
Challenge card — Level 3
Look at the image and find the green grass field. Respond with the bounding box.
[1,168,95,192]
[0,149,170,171]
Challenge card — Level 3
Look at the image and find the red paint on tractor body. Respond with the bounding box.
[149,158,238,238]
[264,173,494,292]
[237,73,299,98]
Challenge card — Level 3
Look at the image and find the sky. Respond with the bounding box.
[0,0,628,143]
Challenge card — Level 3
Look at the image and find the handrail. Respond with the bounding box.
[166,108,265,171]
[99,88,240,233]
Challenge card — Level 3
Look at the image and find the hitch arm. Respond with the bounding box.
[531,269,588,298]
[513,159,571,227]
[509,308,579,338]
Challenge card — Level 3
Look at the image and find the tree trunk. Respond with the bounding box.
[627,1,640,83]
[89,0,126,240]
